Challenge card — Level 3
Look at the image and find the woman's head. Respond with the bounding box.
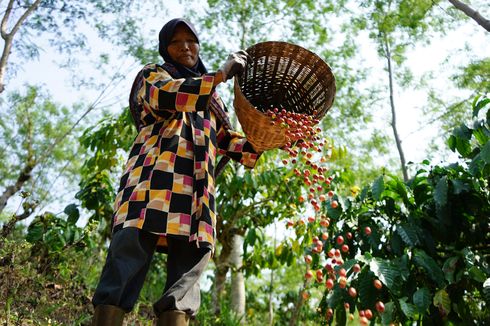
[166,24,199,68]
[158,18,207,76]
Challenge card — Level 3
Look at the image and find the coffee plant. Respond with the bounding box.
[279,96,489,325]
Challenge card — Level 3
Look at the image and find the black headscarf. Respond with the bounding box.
[158,18,208,78]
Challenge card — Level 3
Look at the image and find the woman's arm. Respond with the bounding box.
[216,127,261,169]
[213,71,224,86]
[139,64,218,114]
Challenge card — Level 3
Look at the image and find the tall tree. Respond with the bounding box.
[0,86,82,228]
[350,0,461,180]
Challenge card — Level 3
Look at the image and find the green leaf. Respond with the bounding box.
[451,124,473,157]
[393,178,409,204]
[396,223,420,247]
[453,123,473,140]
[434,176,448,207]
[413,287,431,313]
[64,204,80,225]
[274,242,283,257]
[442,256,459,284]
[335,306,346,326]
[369,258,400,292]
[244,228,257,247]
[326,202,342,219]
[447,135,456,152]
[399,297,417,318]
[468,266,487,283]
[341,259,358,273]
[390,232,403,255]
[472,126,489,146]
[433,289,451,315]
[26,223,44,243]
[292,239,300,254]
[372,176,384,200]
[473,97,490,118]
[358,269,377,309]
[479,141,490,164]
[64,227,74,243]
[381,301,395,325]
[413,249,445,288]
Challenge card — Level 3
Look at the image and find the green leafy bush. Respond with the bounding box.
[296,96,489,324]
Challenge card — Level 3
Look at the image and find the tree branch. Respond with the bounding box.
[0,162,35,215]
[0,0,14,39]
[10,0,43,38]
[448,0,490,32]
[0,0,42,93]
[0,201,37,239]
[382,32,409,181]
[289,265,309,326]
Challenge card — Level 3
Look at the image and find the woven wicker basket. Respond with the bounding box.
[233,41,336,152]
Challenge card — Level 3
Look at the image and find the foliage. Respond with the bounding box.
[289,96,489,324]
[1,1,488,324]
[0,195,167,325]
[217,149,303,237]
[452,57,490,95]
[0,207,98,325]
[76,109,136,238]
[0,85,82,211]
[196,291,245,326]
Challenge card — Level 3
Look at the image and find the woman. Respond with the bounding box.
[91,18,260,326]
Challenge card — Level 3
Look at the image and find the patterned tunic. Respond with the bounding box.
[112,64,260,250]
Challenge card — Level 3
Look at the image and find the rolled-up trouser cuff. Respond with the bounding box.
[153,238,211,317]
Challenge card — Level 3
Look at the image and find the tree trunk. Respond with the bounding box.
[230,234,246,322]
[212,243,231,315]
[0,0,43,93]
[289,275,309,326]
[448,0,490,32]
[268,224,277,325]
[0,202,37,240]
[383,33,409,181]
[0,34,12,93]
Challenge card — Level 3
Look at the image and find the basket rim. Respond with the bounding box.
[238,41,336,120]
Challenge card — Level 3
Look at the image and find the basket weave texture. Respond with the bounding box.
[233,41,336,152]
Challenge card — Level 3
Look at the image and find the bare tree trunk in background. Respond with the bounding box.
[230,234,246,322]
[288,270,309,326]
[0,0,43,93]
[383,33,409,181]
[448,0,490,32]
[212,239,231,315]
[268,224,276,325]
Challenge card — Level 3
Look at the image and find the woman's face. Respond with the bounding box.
[167,24,200,68]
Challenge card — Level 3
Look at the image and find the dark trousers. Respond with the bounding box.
[92,227,211,317]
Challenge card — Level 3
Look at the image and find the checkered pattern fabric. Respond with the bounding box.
[113,64,260,251]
